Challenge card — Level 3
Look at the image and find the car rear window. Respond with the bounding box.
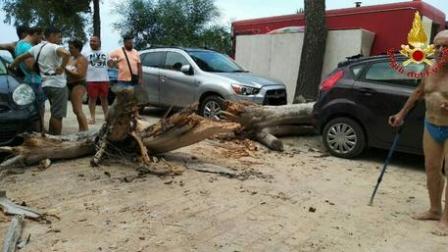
[364,62,423,87]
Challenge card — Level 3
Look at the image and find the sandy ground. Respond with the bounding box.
[1,103,448,252]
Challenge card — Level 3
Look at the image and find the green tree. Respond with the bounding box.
[1,0,92,42]
[114,0,232,54]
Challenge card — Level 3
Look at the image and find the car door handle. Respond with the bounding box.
[160,75,167,82]
[359,88,376,96]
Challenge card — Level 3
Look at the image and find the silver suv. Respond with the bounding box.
[138,47,287,119]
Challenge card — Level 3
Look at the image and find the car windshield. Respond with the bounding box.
[188,51,245,73]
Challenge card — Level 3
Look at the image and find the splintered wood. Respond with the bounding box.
[207,139,258,159]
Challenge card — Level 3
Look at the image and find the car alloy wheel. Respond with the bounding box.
[200,95,225,120]
[323,117,366,158]
[203,100,221,120]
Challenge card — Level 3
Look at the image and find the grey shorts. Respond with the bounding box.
[43,86,68,119]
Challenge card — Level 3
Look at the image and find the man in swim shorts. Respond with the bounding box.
[389,30,448,234]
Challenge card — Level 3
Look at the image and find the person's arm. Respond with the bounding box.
[138,62,143,86]
[0,42,16,55]
[10,52,33,69]
[23,57,35,71]
[107,57,115,68]
[66,56,88,79]
[107,50,120,68]
[55,47,70,75]
[389,78,425,127]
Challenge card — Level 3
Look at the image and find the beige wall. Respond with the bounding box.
[422,16,433,44]
[235,29,375,103]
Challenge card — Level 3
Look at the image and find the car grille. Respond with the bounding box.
[263,89,287,105]
[0,125,18,144]
[0,104,10,113]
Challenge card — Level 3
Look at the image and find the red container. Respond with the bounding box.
[231,1,446,56]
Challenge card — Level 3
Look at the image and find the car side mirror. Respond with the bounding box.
[181,65,194,75]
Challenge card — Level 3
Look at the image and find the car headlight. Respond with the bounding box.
[231,84,260,95]
[13,84,35,106]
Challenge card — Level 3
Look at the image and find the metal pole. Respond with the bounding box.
[368,127,402,206]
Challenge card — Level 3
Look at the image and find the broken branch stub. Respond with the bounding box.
[0,191,42,219]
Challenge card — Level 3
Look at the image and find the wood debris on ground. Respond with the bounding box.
[205,139,259,159]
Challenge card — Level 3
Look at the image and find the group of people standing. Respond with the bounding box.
[2,26,142,135]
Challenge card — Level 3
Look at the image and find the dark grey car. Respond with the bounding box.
[0,57,39,145]
[138,47,287,119]
[312,54,425,158]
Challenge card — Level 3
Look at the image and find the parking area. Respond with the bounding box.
[1,104,447,252]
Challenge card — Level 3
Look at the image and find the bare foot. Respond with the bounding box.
[88,119,95,125]
[431,220,448,236]
[412,210,441,221]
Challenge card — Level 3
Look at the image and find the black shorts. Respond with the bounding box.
[68,79,87,94]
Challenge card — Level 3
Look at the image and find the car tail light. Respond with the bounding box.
[320,70,344,92]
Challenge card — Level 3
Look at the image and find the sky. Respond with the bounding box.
[0,0,446,53]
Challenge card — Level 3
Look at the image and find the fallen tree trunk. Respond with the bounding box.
[0,131,97,168]
[0,89,240,170]
[222,101,315,150]
[90,89,240,168]
[0,89,315,170]
[223,101,314,129]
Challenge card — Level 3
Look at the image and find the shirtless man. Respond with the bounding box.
[389,30,448,234]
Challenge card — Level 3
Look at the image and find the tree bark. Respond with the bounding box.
[93,0,101,39]
[293,0,327,102]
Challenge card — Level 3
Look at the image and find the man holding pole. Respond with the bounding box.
[389,30,448,234]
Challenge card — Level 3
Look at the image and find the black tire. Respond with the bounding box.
[199,95,225,120]
[322,117,366,159]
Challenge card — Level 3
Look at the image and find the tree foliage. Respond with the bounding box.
[1,0,93,42]
[114,0,232,54]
